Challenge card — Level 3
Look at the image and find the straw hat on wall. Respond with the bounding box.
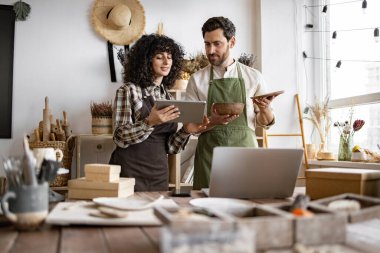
[91,0,146,45]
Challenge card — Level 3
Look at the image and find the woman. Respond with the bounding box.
[110,34,207,191]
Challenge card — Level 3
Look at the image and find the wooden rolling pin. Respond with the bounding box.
[56,119,66,141]
[49,113,57,135]
[42,96,51,141]
[34,128,40,142]
[62,111,72,137]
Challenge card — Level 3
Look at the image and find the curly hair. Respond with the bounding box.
[201,16,236,41]
[123,34,184,89]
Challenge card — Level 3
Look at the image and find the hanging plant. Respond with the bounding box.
[13,0,31,21]
[116,48,125,66]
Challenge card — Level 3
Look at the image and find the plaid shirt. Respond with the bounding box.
[113,82,190,154]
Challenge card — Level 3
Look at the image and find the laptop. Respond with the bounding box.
[203,147,304,199]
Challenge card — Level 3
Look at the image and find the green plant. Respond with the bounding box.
[90,101,113,118]
[13,0,31,21]
[238,53,256,68]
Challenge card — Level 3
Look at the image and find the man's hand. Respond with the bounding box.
[252,95,278,111]
[252,95,278,125]
[209,103,240,126]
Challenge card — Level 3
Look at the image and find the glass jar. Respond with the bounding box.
[338,134,353,161]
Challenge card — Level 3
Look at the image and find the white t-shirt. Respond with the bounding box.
[186,60,274,131]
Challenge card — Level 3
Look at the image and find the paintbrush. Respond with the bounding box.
[22,135,37,185]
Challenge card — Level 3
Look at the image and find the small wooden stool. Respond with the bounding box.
[306,168,380,199]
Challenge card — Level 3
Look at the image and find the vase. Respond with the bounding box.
[338,134,353,161]
[172,79,188,90]
[316,142,334,160]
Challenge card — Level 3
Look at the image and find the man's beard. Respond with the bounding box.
[208,47,230,66]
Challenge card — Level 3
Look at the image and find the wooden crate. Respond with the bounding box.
[272,203,347,245]
[233,204,294,250]
[154,205,234,232]
[312,193,380,223]
[155,206,255,253]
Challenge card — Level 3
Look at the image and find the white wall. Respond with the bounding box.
[261,0,306,148]
[0,0,302,176]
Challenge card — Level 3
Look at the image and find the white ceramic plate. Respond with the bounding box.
[189,198,254,217]
[93,195,163,211]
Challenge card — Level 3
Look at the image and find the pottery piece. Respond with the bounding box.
[213,102,244,115]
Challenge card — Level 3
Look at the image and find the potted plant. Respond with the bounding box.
[172,52,257,90]
[333,108,365,161]
[90,101,113,135]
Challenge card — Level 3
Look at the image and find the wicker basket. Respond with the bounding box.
[49,172,70,187]
[29,136,75,187]
[92,117,113,134]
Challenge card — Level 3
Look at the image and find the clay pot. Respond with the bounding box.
[213,102,245,115]
[172,79,188,90]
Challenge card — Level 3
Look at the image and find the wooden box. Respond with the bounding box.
[68,177,135,199]
[155,206,255,253]
[306,168,380,200]
[273,203,347,245]
[154,205,234,231]
[84,163,121,182]
[232,204,294,250]
[312,193,380,223]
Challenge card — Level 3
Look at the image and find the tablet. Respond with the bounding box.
[155,99,206,123]
[251,90,284,99]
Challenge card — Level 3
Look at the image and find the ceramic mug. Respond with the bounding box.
[305,144,317,160]
[33,148,63,169]
[0,182,49,229]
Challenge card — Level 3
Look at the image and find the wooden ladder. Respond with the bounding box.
[262,94,309,170]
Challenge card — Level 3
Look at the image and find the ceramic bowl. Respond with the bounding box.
[213,102,244,115]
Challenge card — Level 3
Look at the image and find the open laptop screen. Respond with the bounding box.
[208,147,304,199]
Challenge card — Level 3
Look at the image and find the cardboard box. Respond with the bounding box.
[68,177,135,199]
[306,168,380,200]
[312,193,380,223]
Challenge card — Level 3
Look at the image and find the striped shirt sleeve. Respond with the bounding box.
[113,84,154,148]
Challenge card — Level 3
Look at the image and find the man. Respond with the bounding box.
[186,16,277,190]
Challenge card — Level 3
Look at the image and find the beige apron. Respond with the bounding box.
[193,63,258,190]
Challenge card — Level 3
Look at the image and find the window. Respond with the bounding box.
[306,0,380,152]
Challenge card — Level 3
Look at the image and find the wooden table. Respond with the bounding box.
[0,190,378,253]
